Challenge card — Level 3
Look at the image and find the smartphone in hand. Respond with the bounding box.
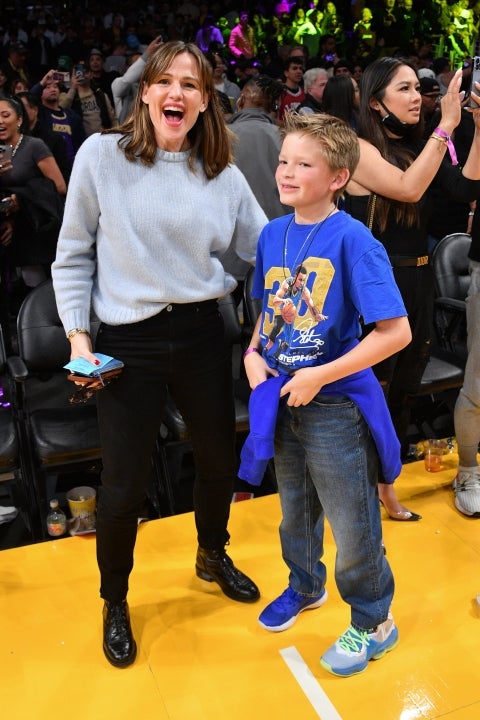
[0,145,13,164]
[470,56,480,108]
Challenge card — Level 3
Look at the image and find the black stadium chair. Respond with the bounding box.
[7,280,171,537]
[0,326,38,539]
[432,232,471,357]
[408,234,471,441]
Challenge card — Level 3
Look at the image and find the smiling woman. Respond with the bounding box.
[105,40,230,176]
[141,53,208,152]
[51,41,268,669]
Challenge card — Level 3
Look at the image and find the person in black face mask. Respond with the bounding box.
[344,56,480,522]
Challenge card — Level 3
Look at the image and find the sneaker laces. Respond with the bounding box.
[107,601,129,638]
[277,586,304,608]
[336,625,369,654]
[457,471,480,491]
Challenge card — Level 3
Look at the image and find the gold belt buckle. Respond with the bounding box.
[416,255,428,266]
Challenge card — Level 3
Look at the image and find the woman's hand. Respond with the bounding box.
[68,333,98,363]
[438,69,463,135]
[68,333,103,385]
[0,159,13,174]
[0,218,14,246]
[0,194,18,213]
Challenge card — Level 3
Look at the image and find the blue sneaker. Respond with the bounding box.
[258,586,328,632]
[320,615,398,677]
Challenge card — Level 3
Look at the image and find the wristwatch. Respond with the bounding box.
[66,328,90,340]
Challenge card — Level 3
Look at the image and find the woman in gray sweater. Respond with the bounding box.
[52,41,267,668]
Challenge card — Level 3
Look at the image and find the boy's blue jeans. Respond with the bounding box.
[274,394,394,631]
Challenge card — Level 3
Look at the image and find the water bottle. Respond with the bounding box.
[46,499,67,537]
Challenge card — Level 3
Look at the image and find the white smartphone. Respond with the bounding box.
[470,56,480,108]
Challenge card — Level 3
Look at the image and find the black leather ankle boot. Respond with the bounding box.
[103,599,137,667]
[195,546,260,603]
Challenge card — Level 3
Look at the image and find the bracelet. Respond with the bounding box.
[243,347,259,359]
[432,127,458,166]
[66,327,90,340]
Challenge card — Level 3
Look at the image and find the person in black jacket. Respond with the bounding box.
[16,91,70,184]
[297,67,328,115]
[29,72,86,176]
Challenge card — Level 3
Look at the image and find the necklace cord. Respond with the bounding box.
[283,205,336,282]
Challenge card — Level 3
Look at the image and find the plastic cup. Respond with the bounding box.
[66,486,96,531]
[423,440,445,472]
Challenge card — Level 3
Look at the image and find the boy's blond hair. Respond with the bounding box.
[281,111,360,198]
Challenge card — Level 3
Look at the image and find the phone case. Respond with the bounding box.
[470,56,480,108]
[0,145,13,163]
[67,367,123,385]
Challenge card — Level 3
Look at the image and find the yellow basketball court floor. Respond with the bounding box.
[1,453,479,720]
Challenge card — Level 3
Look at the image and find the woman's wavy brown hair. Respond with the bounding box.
[103,41,233,178]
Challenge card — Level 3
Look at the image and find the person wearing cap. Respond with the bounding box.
[0,42,31,90]
[419,76,442,131]
[333,58,353,77]
[88,48,119,104]
[125,34,146,55]
[30,72,86,175]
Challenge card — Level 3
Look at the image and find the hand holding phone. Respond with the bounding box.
[0,197,14,213]
[470,56,480,108]
[52,70,69,85]
[73,64,87,82]
[0,145,13,171]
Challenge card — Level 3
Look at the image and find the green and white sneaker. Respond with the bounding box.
[320,615,398,677]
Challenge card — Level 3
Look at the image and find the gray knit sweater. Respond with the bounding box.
[52,132,267,333]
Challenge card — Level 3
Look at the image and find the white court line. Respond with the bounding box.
[279,646,343,720]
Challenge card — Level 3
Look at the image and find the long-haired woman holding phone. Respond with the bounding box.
[345,57,480,520]
[52,41,267,668]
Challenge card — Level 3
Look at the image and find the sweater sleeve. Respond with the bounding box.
[51,134,101,333]
[111,57,146,100]
[219,166,267,279]
[231,165,268,262]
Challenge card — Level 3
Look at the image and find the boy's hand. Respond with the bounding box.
[280,366,323,406]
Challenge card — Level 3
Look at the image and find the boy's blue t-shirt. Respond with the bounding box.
[253,210,407,374]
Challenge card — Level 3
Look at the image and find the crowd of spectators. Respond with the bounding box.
[0,0,479,331]
[0,2,479,525]
[0,1,479,100]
